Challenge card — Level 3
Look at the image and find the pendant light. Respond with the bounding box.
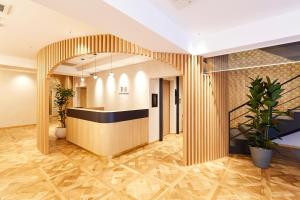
[93,53,98,79]
[109,53,114,77]
[80,58,85,82]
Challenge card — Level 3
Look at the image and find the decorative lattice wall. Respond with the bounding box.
[228,63,300,127]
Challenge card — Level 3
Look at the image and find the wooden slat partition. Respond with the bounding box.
[37,48,49,154]
[37,34,228,165]
[183,56,228,165]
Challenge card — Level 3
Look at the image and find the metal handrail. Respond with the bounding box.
[229,74,300,115]
[232,96,300,128]
[228,74,300,141]
[230,85,300,122]
[230,104,300,140]
[237,102,300,130]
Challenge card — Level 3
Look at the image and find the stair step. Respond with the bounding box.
[234,134,247,140]
[230,128,247,140]
[238,124,253,134]
[289,109,300,118]
[229,128,250,154]
[290,109,300,113]
[273,115,294,121]
[230,128,240,137]
[230,107,300,155]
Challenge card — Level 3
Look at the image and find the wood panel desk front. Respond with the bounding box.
[66,108,149,158]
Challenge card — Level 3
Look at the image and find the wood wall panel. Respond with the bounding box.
[37,34,228,165]
[163,80,170,136]
[37,49,49,154]
[66,117,148,158]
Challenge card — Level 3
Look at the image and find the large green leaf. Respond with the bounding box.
[266,76,271,85]
[264,100,276,107]
[244,76,284,149]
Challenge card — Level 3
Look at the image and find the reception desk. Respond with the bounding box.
[66,108,149,158]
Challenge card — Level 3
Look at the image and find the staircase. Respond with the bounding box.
[229,74,300,155]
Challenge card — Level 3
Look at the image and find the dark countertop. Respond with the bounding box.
[67,108,148,123]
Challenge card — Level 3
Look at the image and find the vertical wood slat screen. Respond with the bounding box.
[37,34,228,165]
[183,56,228,165]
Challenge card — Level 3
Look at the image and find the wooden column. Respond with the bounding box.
[183,56,228,165]
[37,49,49,154]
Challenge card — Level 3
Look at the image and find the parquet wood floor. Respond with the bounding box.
[0,124,299,199]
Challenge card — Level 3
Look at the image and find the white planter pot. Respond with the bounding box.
[250,146,272,169]
[55,127,66,139]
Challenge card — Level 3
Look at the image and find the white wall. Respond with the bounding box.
[149,79,159,143]
[73,60,180,110]
[0,70,36,127]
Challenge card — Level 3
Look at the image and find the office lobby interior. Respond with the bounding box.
[0,0,299,199]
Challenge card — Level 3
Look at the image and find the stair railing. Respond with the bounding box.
[228,74,300,142]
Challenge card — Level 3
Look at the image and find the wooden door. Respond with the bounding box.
[163,80,170,136]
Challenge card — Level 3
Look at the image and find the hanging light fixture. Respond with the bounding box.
[80,67,84,82]
[109,53,114,77]
[93,53,98,79]
[80,58,85,82]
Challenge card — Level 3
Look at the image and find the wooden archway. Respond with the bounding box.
[37,34,228,165]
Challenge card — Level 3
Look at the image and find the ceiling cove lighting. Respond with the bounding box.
[93,53,98,80]
[109,53,114,77]
[80,58,85,82]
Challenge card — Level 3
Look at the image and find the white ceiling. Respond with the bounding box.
[1,0,300,69]
[31,0,187,53]
[103,0,300,56]
[53,53,151,77]
[0,0,102,59]
[150,0,300,37]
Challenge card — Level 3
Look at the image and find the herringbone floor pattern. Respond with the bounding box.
[0,124,299,199]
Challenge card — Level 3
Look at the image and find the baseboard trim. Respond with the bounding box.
[112,142,148,158]
[0,123,36,129]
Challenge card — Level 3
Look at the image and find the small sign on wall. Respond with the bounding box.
[119,86,129,95]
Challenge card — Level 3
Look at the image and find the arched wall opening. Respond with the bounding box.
[37,34,228,165]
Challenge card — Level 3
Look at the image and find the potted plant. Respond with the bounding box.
[54,83,74,138]
[245,76,284,168]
